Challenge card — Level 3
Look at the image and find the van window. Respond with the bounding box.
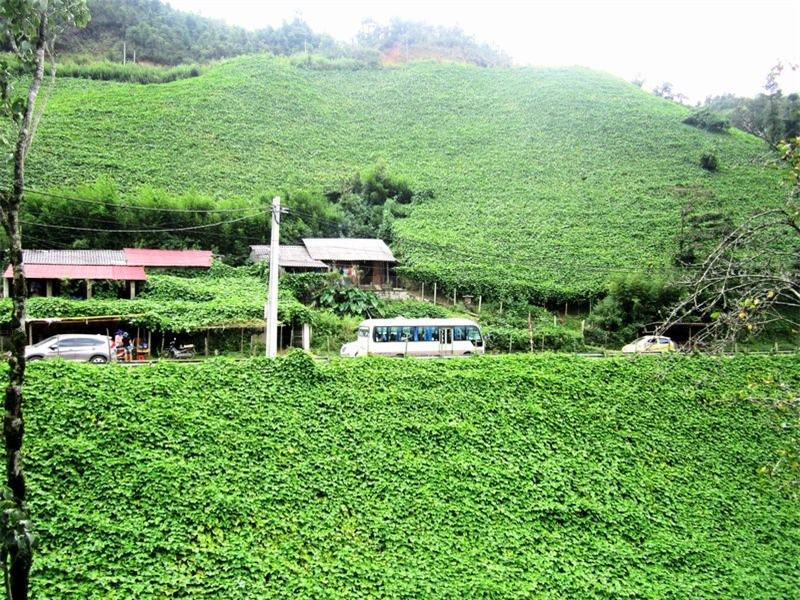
[466,326,482,343]
[423,327,439,342]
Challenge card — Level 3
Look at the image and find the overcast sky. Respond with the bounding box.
[165,0,800,104]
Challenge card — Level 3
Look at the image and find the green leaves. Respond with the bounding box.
[22,57,788,303]
[17,354,800,598]
[318,286,384,318]
[0,268,315,332]
[0,486,35,571]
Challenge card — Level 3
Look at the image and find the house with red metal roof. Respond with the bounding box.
[2,248,213,299]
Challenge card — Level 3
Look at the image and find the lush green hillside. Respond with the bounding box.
[22,353,800,597]
[28,56,787,300]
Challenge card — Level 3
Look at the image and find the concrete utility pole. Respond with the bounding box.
[265,196,280,357]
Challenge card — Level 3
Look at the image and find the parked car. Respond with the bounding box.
[25,334,115,364]
[621,335,678,354]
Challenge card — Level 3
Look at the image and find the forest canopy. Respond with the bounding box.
[55,0,510,67]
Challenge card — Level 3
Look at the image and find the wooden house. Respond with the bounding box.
[249,238,397,286]
[248,245,330,273]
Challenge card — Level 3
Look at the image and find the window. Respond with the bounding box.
[466,326,482,343]
[424,327,439,342]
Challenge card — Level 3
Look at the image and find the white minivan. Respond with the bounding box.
[340,318,485,357]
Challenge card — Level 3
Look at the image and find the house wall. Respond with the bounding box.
[372,261,384,285]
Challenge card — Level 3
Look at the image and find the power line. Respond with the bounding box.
[16,200,691,278]
[19,210,264,234]
[21,216,274,251]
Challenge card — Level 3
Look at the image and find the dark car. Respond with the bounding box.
[25,334,115,364]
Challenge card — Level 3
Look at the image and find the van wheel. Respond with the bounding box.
[395,354,405,358]
[89,355,108,364]
[27,356,43,362]
[463,352,473,356]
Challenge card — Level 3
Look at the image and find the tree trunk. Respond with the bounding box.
[0,13,49,600]
[2,158,31,600]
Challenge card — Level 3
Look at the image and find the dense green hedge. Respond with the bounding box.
[20,353,800,598]
[57,61,202,84]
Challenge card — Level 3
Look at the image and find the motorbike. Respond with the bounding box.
[162,339,196,359]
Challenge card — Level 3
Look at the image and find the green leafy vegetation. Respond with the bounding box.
[682,107,729,133]
[318,286,384,318]
[587,273,681,347]
[25,56,788,302]
[59,0,327,65]
[0,267,311,333]
[19,180,273,261]
[699,151,719,171]
[20,353,800,597]
[673,195,734,267]
[56,59,202,84]
[18,169,413,261]
[479,301,587,352]
[703,64,799,146]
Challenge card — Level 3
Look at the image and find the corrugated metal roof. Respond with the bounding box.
[5,248,213,281]
[4,264,147,281]
[249,245,329,269]
[22,249,126,265]
[124,248,213,267]
[249,246,269,261]
[302,238,396,262]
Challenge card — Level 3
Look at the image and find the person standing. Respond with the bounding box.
[114,329,125,361]
[122,331,133,362]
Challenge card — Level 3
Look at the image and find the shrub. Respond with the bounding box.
[683,108,729,133]
[588,273,681,346]
[309,310,361,352]
[379,299,451,318]
[289,52,380,71]
[56,60,203,84]
[484,324,584,352]
[139,275,215,302]
[282,272,338,304]
[700,152,719,171]
[318,286,384,317]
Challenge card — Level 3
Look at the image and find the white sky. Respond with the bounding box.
[165,0,800,104]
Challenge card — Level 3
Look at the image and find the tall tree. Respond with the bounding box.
[0,2,88,598]
[728,62,800,148]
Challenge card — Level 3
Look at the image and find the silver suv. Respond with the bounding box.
[25,334,114,364]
